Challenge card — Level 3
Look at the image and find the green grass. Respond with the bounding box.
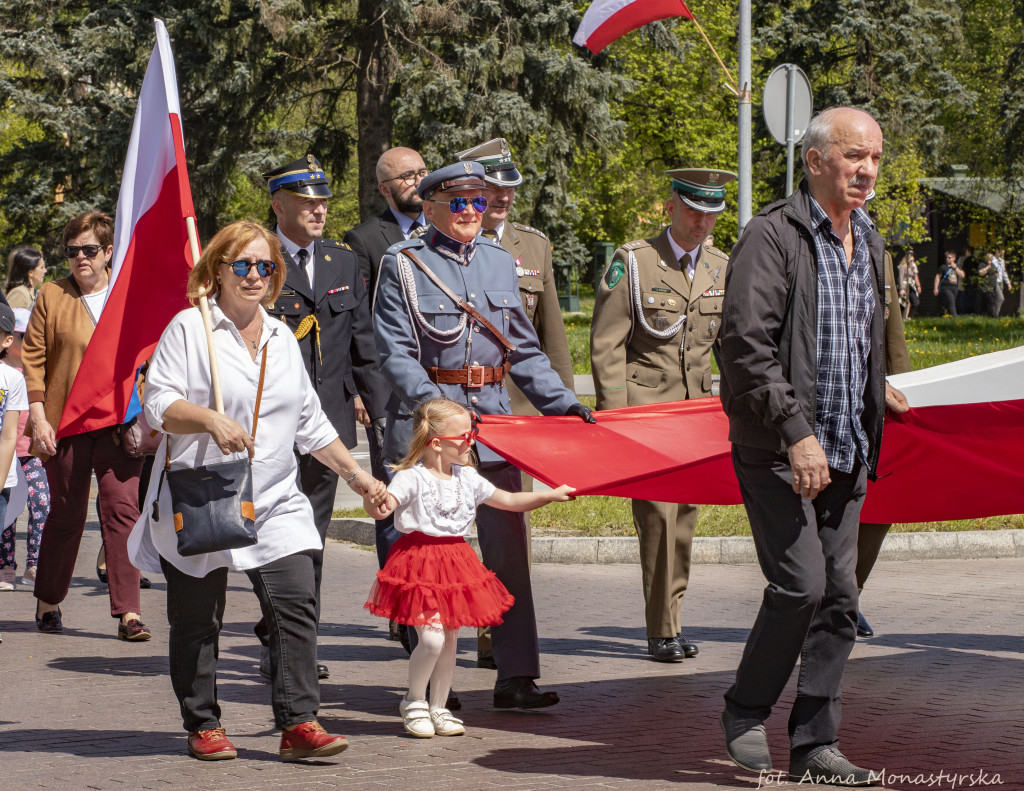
[335,313,1024,536]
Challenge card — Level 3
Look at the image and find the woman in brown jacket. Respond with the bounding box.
[23,210,148,640]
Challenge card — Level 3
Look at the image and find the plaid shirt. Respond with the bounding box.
[808,197,876,473]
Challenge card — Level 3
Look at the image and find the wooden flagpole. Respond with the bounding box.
[185,216,224,414]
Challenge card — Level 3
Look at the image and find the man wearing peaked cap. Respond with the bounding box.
[255,154,388,682]
[457,138,575,671]
[591,166,736,664]
[373,159,596,711]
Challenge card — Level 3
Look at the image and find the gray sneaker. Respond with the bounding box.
[720,710,772,772]
[789,747,881,786]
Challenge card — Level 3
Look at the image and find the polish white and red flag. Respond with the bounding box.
[475,348,1024,523]
[573,0,694,54]
[58,19,197,438]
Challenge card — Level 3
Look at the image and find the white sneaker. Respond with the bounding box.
[0,567,15,591]
[429,708,465,737]
[22,566,36,588]
[399,697,434,738]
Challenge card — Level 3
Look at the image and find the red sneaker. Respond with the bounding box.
[279,721,349,761]
[187,728,237,760]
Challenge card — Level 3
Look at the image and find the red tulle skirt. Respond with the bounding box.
[364,532,514,629]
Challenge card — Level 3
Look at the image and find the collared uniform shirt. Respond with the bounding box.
[277,229,316,292]
[808,198,875,472]
[127,298,339,577]
[389,207,426,240]
[664,230,699,282]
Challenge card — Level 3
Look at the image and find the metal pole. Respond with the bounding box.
[737,0,752,234]
[785,64,796,197]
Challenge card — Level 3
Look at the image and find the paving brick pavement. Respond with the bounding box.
[1,523,1022,791]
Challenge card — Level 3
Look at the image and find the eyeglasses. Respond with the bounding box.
[435,428,478,444]
[223,260,277,278]
[385,168,430,186]
[429,196,488,214]
[64,244,103,259]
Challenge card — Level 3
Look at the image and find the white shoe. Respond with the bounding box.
[22,566,36,588]
[399,697,434,738]
[0,567,15,591]
[430,708,466,737]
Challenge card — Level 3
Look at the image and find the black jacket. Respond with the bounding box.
[265,235,387,448]
[343,209,405,302]
[719,180,888,476]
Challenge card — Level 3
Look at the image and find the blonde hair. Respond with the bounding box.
[186,220,285,306]
[391,398,472,471]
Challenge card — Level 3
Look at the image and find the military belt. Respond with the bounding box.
[427,362,511,388]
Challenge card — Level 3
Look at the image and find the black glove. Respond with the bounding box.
[566,403,597,424]
[372,417,387,450]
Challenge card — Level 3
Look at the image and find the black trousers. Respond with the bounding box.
[255,454,336,652]
[856,523,890,590]
[725,444,865,758]
[162,551,320,732]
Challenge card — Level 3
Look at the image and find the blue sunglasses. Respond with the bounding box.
[223,259,276,278]
[431,196,488,214]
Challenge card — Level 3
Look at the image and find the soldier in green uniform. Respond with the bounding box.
[456,138,576,669]
[591,168,736,663]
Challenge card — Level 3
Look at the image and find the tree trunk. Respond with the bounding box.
[355,0,392,221]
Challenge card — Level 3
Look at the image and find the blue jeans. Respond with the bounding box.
[162,550,320,732]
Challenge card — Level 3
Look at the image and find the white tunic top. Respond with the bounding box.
[128,299,339,577]
[389,463,495,538]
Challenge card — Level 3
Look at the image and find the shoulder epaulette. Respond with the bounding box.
[620,239,651,253]
[321,238,351,250]
[511,221,547,240]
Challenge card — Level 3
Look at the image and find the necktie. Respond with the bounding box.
[296,248,309,271]
[482,229,498,241]
[408,220,422,238]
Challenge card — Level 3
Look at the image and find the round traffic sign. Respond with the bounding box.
[763,65,813,145]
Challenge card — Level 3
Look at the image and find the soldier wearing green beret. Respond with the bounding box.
[590,168,736,663]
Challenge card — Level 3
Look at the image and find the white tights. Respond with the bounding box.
[407,621,459,710]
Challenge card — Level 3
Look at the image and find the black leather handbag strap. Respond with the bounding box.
[401,249,517,353]
[164,344,268,471]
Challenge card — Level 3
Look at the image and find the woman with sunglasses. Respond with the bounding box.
[22,210,150,639]
[128,220,386,762]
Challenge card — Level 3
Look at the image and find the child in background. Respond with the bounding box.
[4,308,49,588]
[0,304,30,590]
[363,397,574,739]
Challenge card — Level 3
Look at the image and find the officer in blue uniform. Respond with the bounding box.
[373,161,595,709]
[258,154,388,681]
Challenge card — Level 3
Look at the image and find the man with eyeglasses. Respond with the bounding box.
[373,161,596,711]
[591,168,736,665]
[455,138,575,671]
[344,147,429,579]
[344,147,429,300]
[259,154,387,682]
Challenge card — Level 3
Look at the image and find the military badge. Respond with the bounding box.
[605,260,625,288]
[526,294,536,309]
[327,286,349,294]
[516,266,525,277]
[655,316,668,330]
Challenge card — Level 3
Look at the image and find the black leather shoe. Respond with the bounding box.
[446,690,461,711]
[647,637,685,662]
[677,633,699,658]
[477,650,497,669]
[140,577,152,589]
[721,709,772,772]
[36,607,63,634]
[856,611,874,638]
[789,747,880,786]
[493,677,559,709]
[317,663,330,680]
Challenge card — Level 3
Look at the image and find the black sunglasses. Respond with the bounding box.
[430,196,488,215]
[223,260,277,278]
[385,168,430,186]
[64,244,104,259]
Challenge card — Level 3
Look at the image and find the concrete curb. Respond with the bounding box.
[327,518,1024,565]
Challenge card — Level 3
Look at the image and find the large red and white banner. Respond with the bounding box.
[573,0,694,54]
[475,348,1024,523]
[59,19,196,438]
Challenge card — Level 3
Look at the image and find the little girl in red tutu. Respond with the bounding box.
[363,397,574,739]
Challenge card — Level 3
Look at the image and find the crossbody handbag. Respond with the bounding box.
[152,345,267,557]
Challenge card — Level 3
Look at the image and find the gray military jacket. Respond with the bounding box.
[373,227,578,464]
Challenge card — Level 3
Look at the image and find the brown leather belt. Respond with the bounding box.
[427,363,510,388]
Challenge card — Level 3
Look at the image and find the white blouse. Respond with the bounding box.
[389,463,496,538]
[128,298,338,577]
